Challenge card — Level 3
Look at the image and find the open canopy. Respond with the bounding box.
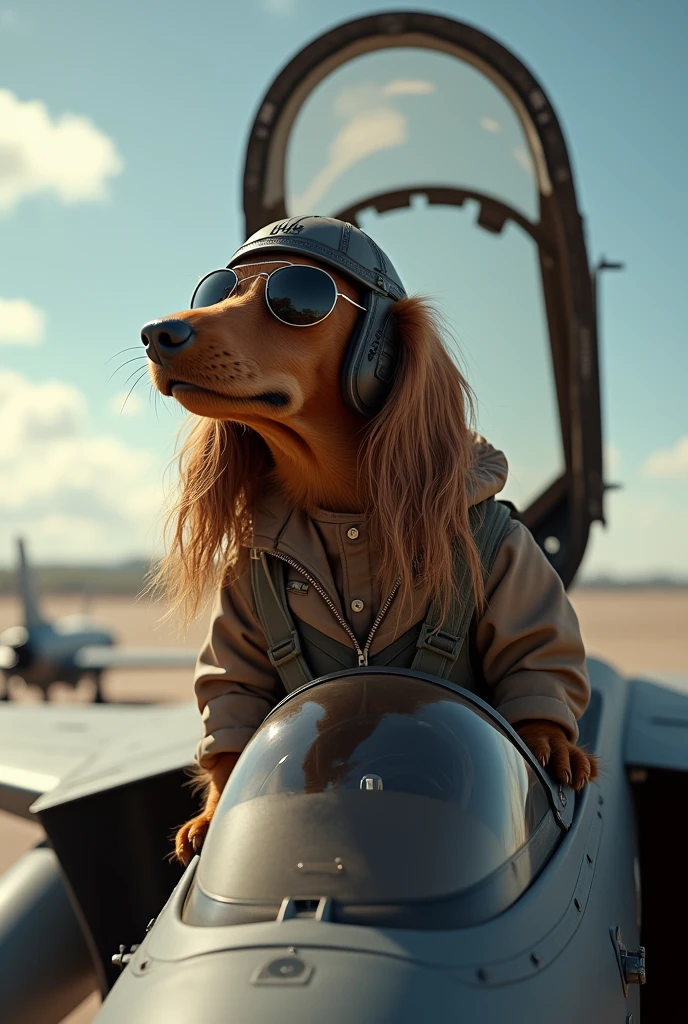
[242,11,605,585]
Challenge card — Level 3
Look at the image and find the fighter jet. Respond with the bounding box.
[0,11,685,1024]
[0,538,197,702]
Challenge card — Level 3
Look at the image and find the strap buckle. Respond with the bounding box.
[416,624,462,662]
[267,631,303,668]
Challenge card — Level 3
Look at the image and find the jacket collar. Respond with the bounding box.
[246,434,509,600]
[248,486,363,610]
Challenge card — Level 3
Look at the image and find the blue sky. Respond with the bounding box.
[0,0,686,579]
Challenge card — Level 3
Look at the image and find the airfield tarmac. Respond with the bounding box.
[0,589,686,1023]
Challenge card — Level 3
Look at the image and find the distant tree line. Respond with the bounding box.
[0,561,686,597]
[0,560,153,596]
[576,575,688,590]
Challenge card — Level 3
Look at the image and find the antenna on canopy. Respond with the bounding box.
[593,256,625,321]
[593,258,626,504]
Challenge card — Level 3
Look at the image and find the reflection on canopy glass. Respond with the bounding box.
[285,46,562,511]
[286,47,543,222]
[197,672,560,918]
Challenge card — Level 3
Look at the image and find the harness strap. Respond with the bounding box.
[250,550,312,693]
[250,498,513,693]
[410,500,513,679]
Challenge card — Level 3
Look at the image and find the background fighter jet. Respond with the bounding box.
[0,539,197,702]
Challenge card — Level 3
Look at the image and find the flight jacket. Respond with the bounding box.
[193,437,590,768]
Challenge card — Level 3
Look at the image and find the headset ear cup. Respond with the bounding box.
[341,296,399,417]
[371,312,398,388]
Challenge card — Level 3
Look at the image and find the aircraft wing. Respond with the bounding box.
[0,702,197,820]
[74,646,198,670]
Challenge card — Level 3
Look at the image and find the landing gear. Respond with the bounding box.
[93,671,106,704]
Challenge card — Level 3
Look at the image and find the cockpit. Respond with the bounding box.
[184,670,566,930]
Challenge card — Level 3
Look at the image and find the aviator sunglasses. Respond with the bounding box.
[190,261,367,327]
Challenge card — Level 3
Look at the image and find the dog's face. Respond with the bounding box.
[144,253,364,432]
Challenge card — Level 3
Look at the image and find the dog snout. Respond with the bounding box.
[141,318,195,363]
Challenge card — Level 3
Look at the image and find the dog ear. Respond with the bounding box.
[360,296,483,622]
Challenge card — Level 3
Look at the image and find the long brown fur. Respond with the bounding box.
[154,418,270,622]
[361,297,484,627]
[153,296,483,628]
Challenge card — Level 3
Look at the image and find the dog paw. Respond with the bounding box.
[175,811,214,866]
[516,721,599,791]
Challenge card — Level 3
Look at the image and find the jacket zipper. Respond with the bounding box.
[257,548,400,667]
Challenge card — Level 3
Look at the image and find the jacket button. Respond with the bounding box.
[351,599,364,613]
[347,527,359,540]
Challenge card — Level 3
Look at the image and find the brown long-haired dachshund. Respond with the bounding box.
[144,227,597,865]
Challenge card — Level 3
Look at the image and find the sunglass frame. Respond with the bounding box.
[190,261,366,327]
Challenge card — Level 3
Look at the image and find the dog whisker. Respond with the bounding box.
[121,363,152,388]
[119,368,150,414]
[107,354,147,383]
[151,385,166,423]
[104,346,144,365]
[148,381,176,419]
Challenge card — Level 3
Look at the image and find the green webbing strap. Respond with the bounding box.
[250,498,513,690]
[250,550,313,693]
[410,500,513,679]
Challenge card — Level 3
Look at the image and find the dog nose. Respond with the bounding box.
[141,318,195,358]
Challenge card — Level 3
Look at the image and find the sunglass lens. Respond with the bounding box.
[191,269,238,309]
[265,265,337,326]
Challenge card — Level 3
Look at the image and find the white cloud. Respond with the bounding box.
[0,372,86,456]
[110,390,144,417]
[0,370,164,562]
[0,297,45,344]
[481,117,501,132]
[0,89,124,214]
[293,108,407,213]
[513,145,534,177]
[0,9,23,31]
[292,79,433,214]
[382,80,435,98]
[642,436,688,479]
